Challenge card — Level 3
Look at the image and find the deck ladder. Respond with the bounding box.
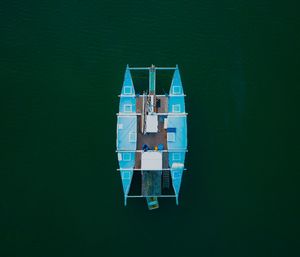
[162,170,170,189]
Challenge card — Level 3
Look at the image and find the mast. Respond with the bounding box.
[149,64,156,94]
[148,64,156,114]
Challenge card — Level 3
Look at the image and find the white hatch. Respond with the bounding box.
[141,151,162,170]
[145,114,158,133]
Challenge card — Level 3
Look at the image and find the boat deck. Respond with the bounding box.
[134,152,169,169]
[135,95,169,169]
[130,94,173,196]
[136,116,167,150]
[136,95,168,114]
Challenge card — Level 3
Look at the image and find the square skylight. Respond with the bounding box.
[124,86,132,94]
[121,171,131,179]
[173,86,181,94]
[172,104,181,113]
[129,132,136,143]
[172,153,181,161]
[124,104,132,112]
[167,132,176,142]
[123,153,131,161]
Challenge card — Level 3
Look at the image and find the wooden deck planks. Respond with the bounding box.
[134,95,169,170]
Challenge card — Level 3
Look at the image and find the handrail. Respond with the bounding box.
[117,168,187,171]
[116,112,187,116]
[116,149,188,153]
[128,67,177,70]
[126,195,176,198]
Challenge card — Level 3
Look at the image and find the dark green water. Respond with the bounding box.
[1,1,299,257]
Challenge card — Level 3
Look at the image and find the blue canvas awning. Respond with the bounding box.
[117,66,137,204]
[120,169,133,206]
[167,67,187,204]
[171,164,184,205]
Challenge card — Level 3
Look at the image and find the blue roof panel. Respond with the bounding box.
[169,68,184,96]
[117,66,137,203]
[167,67,187,202]
[167,116,187,150]
[121,67,135,96]
[120,169,134,204]
[171,165,184,205]
[116,116,137,151]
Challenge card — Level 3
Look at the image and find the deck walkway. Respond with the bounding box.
[136,95,168,114]
[134,95,169,169]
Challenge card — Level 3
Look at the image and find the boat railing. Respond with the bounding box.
[116,112,188,116]
[116,168,187,171]
[118,94,186,97]
[128,67,177,70]
[126,195,177,198]
[116,149,188,153]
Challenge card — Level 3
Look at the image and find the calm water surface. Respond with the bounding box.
[0,1,299,257]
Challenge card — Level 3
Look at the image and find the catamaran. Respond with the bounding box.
[116,65,187,210]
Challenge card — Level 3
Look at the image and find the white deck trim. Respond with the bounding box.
[128,67,177,70]
[119,94,186,98]
[126,195,177,198]
[157,112,188,116]
[118,94,136,97]
[117,113,141,116]
[117,168,187,171]
[156,94,186,97]
[116,112,187,116]
[116,149,188,153]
